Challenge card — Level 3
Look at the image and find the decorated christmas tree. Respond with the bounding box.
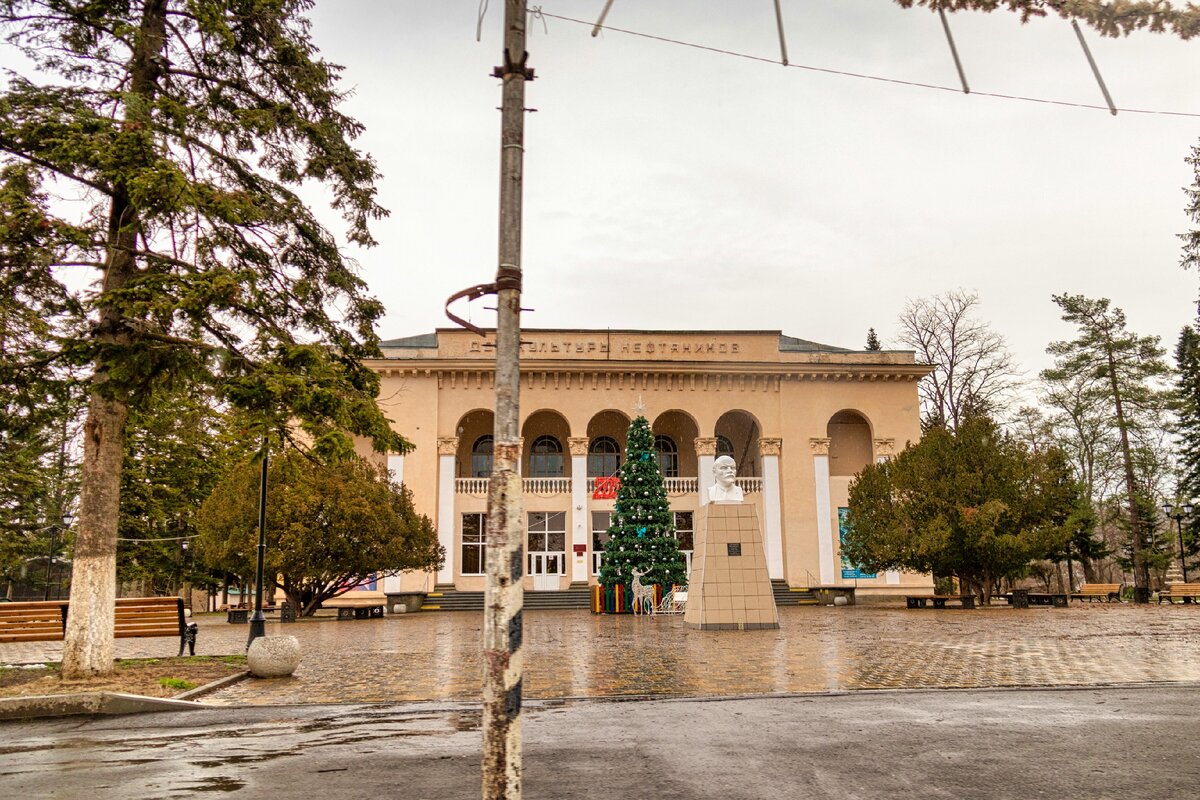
[598,415,689,589]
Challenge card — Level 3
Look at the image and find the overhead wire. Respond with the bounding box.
[536,9,1200,119]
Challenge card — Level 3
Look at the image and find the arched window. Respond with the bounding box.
[471,435,494,478]
[529,435,564,478]
[588,436,621,477]
[655,434,679,478]
[716,435,734,459]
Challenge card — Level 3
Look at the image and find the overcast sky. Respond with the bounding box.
[303,0,1199,384]
[41,1,1198,389]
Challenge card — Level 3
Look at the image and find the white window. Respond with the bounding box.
[674,510,694,574]
[461,513,487,575]
[529,435,564,478]
[591,511,611,575]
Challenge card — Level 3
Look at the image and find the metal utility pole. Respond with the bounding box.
[247,436,269,649]
[483,2,531,798]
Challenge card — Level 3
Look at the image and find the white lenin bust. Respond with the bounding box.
[707,455,744,504]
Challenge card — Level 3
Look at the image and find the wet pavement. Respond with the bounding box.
[3,686,1199,799]
[6,603,1197,704]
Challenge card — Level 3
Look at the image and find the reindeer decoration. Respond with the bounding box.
[630,567,657,616]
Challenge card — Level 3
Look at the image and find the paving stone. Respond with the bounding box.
[3,604,1197,705]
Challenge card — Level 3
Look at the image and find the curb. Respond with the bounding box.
[175,669,251,701]
[0,670,251,722]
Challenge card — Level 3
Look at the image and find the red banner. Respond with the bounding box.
[592,476,620,499]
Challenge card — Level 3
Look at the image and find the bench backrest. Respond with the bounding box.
[0,597,183,643]
[1164,583,1200,595]
[0,600,68,642]
[1077,584,1121,594]
[114,597,185,639]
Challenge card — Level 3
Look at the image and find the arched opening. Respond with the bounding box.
[652,410,700,478]
[470,435,493,477]
[529,434,564,478]
[454,409,494,478]
[715,410,761,477]
[828,409,873,476]
[522,410,572,477]
[586,409,630,478]
[654,434,679,477]
[588,436,621,477]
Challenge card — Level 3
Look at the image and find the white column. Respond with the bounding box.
[387,453,405,486]
[436,437,457,586]
[569,438,589,583]
[695,437,717,506]
[383,453,408,592]
[875,441,901,585]
[812,438,835,586]
[759,438,784,580]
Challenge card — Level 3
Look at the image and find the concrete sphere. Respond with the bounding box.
[247,635,301,678]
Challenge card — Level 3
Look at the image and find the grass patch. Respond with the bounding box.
[159,677,197,691]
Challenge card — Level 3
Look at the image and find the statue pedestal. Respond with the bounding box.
[684,503,779,630]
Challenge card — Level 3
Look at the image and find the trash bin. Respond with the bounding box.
[1010,589,1029,609]
[280,601,296,623]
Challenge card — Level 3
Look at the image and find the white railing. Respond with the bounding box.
[457,477,572,495]
[523,477,571,495]
[462,476,758,496]
[456,477,489,494]
[735,477,763,494]
[663,477,699,495]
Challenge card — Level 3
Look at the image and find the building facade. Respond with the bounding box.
[363,329,934,598]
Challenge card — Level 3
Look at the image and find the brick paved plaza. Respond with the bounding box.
[6,603,1198,704]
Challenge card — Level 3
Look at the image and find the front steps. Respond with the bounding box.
[420,582,816,611]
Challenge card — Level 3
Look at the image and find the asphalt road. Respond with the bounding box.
[1,685,1197,799]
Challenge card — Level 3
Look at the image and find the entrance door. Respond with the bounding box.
[529,552,563,591]
[528,511,566,591]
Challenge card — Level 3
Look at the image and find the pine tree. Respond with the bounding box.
[865,328,882,351]
[1173,325,1200,574]
[598,416,688,589]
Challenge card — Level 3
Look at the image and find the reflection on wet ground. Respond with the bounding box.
[4,603,1198,705]
[207,604,1200,704]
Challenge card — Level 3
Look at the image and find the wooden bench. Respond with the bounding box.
[0,597,197,655]
[906,594,975,609]
[1070,583,1122,602]
[323,597,385,619]
[1157,583,1200,604]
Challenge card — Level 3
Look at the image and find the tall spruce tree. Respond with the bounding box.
[1173,325,1200,575]
[1044,295,1171,602]
[598,416,688,590]
[1,2,406,676]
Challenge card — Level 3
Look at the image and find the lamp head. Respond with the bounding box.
[1163,503,1174,517]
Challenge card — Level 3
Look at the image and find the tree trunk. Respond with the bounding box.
[61,393,128,677]
[60,1,168,678]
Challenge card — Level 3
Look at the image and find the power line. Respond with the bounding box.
[537,9,1200,119]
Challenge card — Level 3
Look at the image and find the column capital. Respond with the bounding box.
[694,437,718,457]
[567,437,590,457]
[437,436,459,456]
[809,437,831,456]
[873,437,896,458]
[758,437,783,457]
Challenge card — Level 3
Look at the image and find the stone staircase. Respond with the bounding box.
[420,584,592,612]
[420,582,813,611]
[772,580,818,606]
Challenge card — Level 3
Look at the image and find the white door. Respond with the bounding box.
[528,511,566,591]
[529,552,563,591]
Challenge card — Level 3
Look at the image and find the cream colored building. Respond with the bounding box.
[363,329,934,598]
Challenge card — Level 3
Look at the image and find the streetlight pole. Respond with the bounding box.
[1162,502,1193,584]
[248,437,269,648]
[44,512,74,601]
